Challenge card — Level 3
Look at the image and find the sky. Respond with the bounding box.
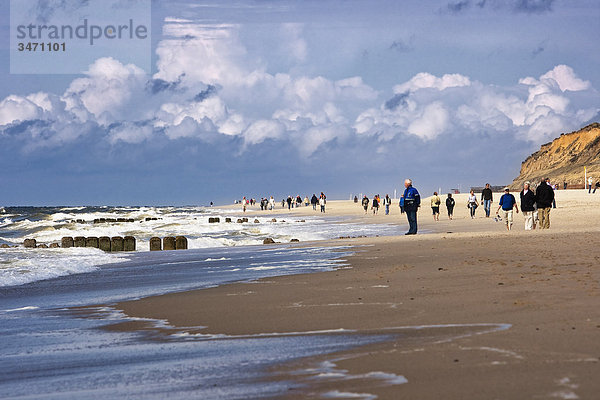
[0,0,599,205]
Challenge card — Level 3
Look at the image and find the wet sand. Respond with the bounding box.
[115,190,600,399]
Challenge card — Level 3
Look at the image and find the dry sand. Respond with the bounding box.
[115,189,600,399]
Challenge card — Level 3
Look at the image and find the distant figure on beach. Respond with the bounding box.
[286,196,292,210]
[446,193,455,220]
[481,183,493,217]
[354,196,358,203]
[362,195,369,214]
[467,190,478,218]
[242,197,247,212]
[372,195,379,215]
[536,178,554,229]
[383,194,392,215]
[520,181,536,230]
[496,187,518,230]
[563,180,567,190]
[430,192,441,221]
[402,179,420,235]
[588,177,593,193]
[304,196,309,206]
[311,194,318,210]
[269,196,275,210]
[319,194,326,213]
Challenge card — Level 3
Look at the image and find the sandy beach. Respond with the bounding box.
[115,190,600,399]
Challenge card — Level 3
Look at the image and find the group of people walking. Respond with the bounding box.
[401,177,557,235]
[241,192,327,212]
[361,194,393,215]
[496,178,555,231]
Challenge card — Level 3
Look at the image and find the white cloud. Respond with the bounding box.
[407,102,449,140]
[393,72,471,93]
[356,66,596,143]
[63,57,146,125]
[243,119,285,145]
[0,13,596,160]
[539,65,591,92]
[0,95,43,126]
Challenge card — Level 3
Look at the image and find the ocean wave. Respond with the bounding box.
[0,206,403,286]
[0,247,129,287]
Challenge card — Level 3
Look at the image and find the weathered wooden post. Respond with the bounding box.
[150,237,162,251]
[123,236,136,251]
[23,239,37,248]
[61,237,74,248]
[86,237,99,248]
[111,236,124,252]
[98,237,111,252]
[74,237,86,247]
[163,236,176,250]
[175,236,188,250]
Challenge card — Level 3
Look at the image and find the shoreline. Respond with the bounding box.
[111,190,599,398]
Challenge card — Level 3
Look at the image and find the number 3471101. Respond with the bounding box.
[17,42,66,52]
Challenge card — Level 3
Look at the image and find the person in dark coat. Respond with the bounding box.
[446,193,455,220]
[535,178,554,229]
[519,181,536,230]
[310,194,318,210]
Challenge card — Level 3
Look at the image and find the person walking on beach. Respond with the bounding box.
[481,183,493,217]
[242,197,247,212]
[286,196,292,210]
[269,196,275,210]
[588,177,593,193]
[402,179,420,235]
[496,187,518,231]
[431,192,441,221]
[446,193,455,220]
[536,178,554,229]
[520,181,536,230]
[362,195,369,214]
[304,196,309,206]
[467,190,478,218]
[311,194,318,210]
[319,194,326,213]
[372,195,379,215]
[383,194,392,215]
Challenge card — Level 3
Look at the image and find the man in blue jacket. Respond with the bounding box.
[402,179,421,235]
[496,187,519,230]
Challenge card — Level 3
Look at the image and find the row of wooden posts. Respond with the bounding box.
[149,236,188,251]
[23,236,137,252]
[21,236,189,252]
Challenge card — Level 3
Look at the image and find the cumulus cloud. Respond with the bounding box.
[393,72,471,93]
[356,66,597,143]
[0,15,597,161]
[0,95,43,126]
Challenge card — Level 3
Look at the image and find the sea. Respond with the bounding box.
[0,205,405,399]
[0,206,508,399]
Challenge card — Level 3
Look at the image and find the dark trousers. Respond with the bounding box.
[406,209,418,234]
